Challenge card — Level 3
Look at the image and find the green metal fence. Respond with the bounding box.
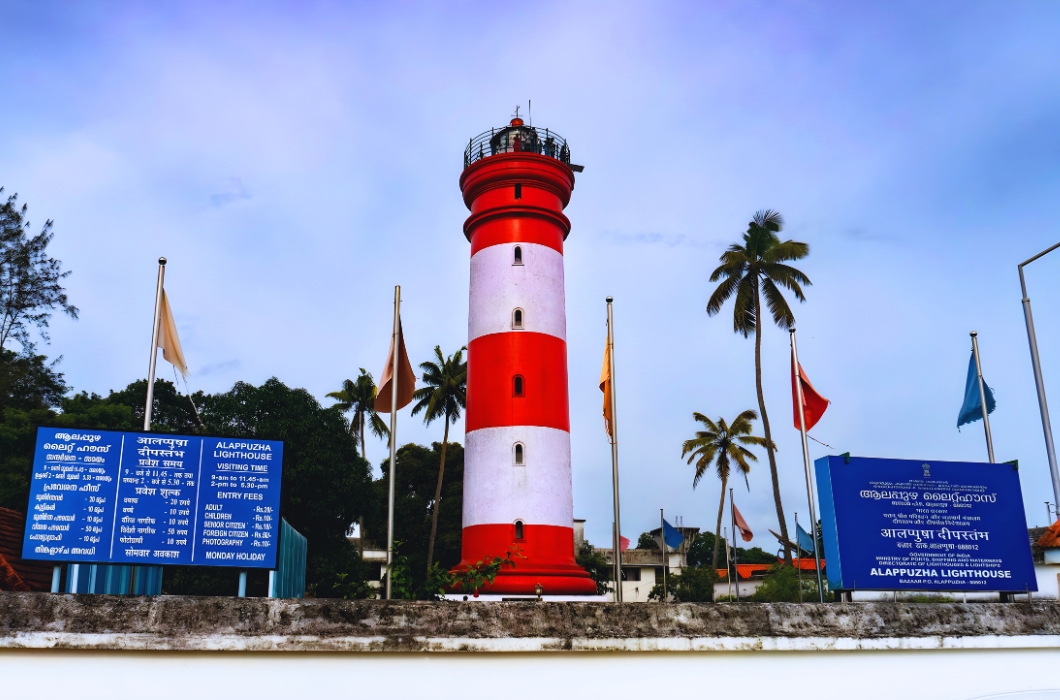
[269,518,306,598]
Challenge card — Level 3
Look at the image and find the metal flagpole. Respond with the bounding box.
[970,331,995,463]
[724,527,731,600]
[790,329,825,602]
[386,285,401,600]
[660,508,667,602]
[730,489,739,601]
[796,512,803,603]
[612,521,618,602]
[1019,245,1060,507]
[606,297,623,602]
[144,257,167,430]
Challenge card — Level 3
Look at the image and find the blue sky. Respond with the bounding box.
[4,1,1060,551]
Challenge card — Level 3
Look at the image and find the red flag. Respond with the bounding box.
[619,536,630,552]
[732,504,753,542]
[792,359,829,431]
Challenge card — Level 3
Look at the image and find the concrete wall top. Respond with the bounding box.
[4,593,1060,653]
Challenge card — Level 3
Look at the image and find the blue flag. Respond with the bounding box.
[958,351,996,429]
[796,523,816,555]
[661,519,685,549]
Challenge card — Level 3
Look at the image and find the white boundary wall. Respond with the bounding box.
[2,647,1060,700]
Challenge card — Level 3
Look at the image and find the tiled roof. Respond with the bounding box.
[1036,521,1060,551]
[0,508,54,592]
[716,558,826,580]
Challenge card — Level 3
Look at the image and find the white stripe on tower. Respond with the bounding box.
[463,426,573,527]
[468,242,566,342]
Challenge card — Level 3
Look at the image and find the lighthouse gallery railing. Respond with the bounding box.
[463,126,571,170]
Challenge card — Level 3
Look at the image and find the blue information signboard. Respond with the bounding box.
[816,455,1036,592]
[22,427,283,569]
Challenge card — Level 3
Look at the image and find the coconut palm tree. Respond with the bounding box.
[681,410,768,568]
[411,345,467,573]
[326,368,389,461]
[706,209,810,564]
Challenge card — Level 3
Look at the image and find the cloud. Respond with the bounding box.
[843,227,900,243]
[196,359,241,377]
[600,231,714,249]
[209,177,250,207]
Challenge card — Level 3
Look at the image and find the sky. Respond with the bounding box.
[3,1,1060,552]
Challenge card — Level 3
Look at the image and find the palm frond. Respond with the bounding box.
[761,260,812,290]
[763,240,809,264]
[705,273,741,317]
[752,209,784,232]
[760,277,798,329]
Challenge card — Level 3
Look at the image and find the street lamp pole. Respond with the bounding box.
[1019,242,1060,510]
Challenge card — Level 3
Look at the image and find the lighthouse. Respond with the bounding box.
[456,116,596,595]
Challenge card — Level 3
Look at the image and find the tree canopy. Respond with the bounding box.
[362,441,465,595]
[0,189,78,351]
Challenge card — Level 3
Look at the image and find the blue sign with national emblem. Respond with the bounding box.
[22,427,283,569]
[816,455,1036,592]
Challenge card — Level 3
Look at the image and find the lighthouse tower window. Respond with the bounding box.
[512,308,524,329]
[515,520,524,540]
[514,183,523,200]
[513,245,523,265]
[514,443,524,465]
[513,375,524,397]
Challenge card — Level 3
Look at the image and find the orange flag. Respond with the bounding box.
[792,359,829,432]
[733,503,754,543]
[599,339,613,438]
[157,290,188,377]
[375,320,415,413]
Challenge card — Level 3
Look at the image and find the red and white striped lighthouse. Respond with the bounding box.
[456,117,596,595]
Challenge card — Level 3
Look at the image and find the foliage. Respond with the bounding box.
[576,541,612,595]
[0,349,144,510]
[734,546,782,565]
[326,368,388,460]
[0,347,66,411]
[705,209,811,565]
[648,565,718,602]
[686,531,777,567]
[0,189,78,351]
[706,210,811,335]
[681,409,767,567]
[447,548,522,596]
[386,540,520,600]
[107,378,204,433]
[410,345,467,572]
[332,570,376,600]
[637,531,659,550]
[362,442,465,594]
[750,564,827,603]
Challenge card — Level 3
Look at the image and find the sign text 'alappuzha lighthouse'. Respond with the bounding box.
[457,116,596,595]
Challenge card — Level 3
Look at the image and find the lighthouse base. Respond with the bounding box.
[455,523,599,596]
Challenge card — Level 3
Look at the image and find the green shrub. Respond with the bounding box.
[750,564,829,602]
[648,565,718,602]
